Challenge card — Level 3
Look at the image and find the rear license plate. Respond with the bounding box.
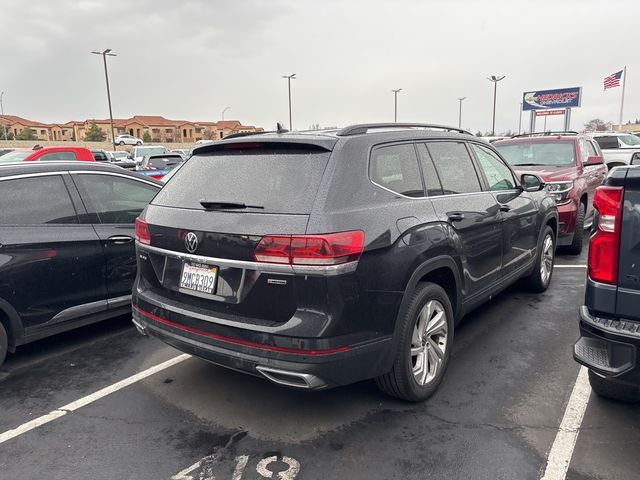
[179,262,218,295]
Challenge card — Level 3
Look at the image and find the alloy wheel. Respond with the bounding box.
[540,234,554,285]
[410,300,448,386]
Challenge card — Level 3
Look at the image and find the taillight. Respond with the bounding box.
[135,218,151,245]
[254,231,365,266]
[588,186,623,284]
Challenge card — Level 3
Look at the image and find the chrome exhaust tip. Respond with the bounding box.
[256,366,326,389]
[131,318,148,336]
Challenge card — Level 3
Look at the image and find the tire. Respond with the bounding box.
[589,370,640,402]
[136,141,142,146]
[523,226,555,293]
[376,282,454,402]
[118,141,125,146]
[566,202,585,255]
[0,322,7,368]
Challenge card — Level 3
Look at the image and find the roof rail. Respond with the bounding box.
[510,131,579,138]
[337,123,473,137]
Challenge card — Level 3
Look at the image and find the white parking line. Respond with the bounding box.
[554,265,587,268]
[0,353,190,445]
[540,366,591,480]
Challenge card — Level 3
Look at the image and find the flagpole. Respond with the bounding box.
[619,66,627,131]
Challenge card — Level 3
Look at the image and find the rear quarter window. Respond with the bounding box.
[152,146,331,214]
[370,144,424,197]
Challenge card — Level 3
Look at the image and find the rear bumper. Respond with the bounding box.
[131,300,393,390]
[574,306,640,385]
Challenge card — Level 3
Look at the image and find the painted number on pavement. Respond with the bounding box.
[172,454,300,480]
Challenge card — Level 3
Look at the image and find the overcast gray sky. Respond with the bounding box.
[1,0,638,133]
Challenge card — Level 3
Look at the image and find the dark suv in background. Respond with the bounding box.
[132,123,557,402]
[0,162,161,366]
[494,132,607,254]
[574,165,640,401]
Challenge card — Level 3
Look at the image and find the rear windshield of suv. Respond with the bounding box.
[495,141,575,167]
[151,146,330,214]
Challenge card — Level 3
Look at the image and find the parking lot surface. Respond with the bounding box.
[0,247,638,480]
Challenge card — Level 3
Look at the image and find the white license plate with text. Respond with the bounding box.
[179,262,218,295]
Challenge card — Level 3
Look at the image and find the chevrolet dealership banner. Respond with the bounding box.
[522,87,582,111]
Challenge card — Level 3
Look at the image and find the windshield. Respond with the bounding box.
[619,134,640,146]
[152,147,330,213]
[111,152,128,159]
[135,147,166,157]
[0,150,31,163]
[146,155,182,169]
[495,141,576,167]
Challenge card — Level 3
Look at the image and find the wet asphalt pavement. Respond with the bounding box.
[0,246,638,480]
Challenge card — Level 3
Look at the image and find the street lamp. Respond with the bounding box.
[221,106,230,121]
[457,97,467,129]
[0,91,6,141]
[282,73,296,131]
[392,89,402,123]
[91,48,117,150]
[487,75,506,136]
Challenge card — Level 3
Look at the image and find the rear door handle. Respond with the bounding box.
[447,212,465,222]
[108,235,134,245]
[499,204,512,212]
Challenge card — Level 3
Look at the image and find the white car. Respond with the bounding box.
[130,145,168,166]
[586,132,640,170]
[115,134,143,146]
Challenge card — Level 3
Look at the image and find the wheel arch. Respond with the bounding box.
[0,298,24,351]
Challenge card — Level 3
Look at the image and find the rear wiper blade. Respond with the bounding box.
[199,200,264,210]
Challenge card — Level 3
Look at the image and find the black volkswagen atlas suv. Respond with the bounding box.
[132,123,557,401]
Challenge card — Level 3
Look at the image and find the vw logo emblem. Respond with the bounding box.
[185,232,198,253]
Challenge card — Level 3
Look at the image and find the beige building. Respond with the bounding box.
[0,114,263,142]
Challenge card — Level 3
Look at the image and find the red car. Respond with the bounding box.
[0,146,95,163]
[494,132,607,254]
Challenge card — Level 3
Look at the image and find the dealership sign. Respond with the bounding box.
[534,109,566,116]
[522,87,582,111]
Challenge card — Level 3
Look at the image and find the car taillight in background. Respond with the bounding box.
[135,218,151,245]
[588,186,624,284]
[254,231,365,266]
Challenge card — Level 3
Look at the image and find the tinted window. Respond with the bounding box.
[416,144,444,196]
[471,144,516,191]
[370,144,424,197]
[39,151,77,161]
[146,155,182,169]
[495,141,576,166]
[75,174,159,224]
[152,147,331,214]
[593,136,619,150]
[0,175,78,224]
[426,142,482,194]
[92,151,108,161]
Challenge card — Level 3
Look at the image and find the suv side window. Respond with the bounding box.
[578,139,590,161]
[370,144,424,197]
[594,136,619,150]
[0,175,78,224]
[38,151,78,161]
[586,140,599,157]
[426,142,482,194]
[470,144,516,191]
[74,174,159,224]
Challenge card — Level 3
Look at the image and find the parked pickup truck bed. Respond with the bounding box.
[588,132,640,171]
[574,165,640,401]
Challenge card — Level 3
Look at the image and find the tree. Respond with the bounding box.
[15,127,37,140]
[584,119,609,132]
[0,125,14,140]
[142,131,152,143]
[475,131,483,137]
[83,122,107,141]
[203,128,215,140]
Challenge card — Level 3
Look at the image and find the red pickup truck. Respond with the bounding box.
[0,146,95,163]
[494,132,607,254]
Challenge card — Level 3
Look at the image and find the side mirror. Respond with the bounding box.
[584,156,604,166]
[632,153,640,166]
[521,174,545,192]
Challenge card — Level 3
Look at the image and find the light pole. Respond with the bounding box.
[487,75,506,136]
[221,106,230,121]
[91,48,117,150]
[0,91,6,141]
[392,89,402,122]
[282,73,296,131]
[518,102,523,134]
[457,97,467,129]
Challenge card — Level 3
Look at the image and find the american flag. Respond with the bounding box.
[604,70,623,90]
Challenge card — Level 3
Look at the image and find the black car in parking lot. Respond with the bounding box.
[0,162,161,366]
[132,123,558,401]
[574,165,640,401]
